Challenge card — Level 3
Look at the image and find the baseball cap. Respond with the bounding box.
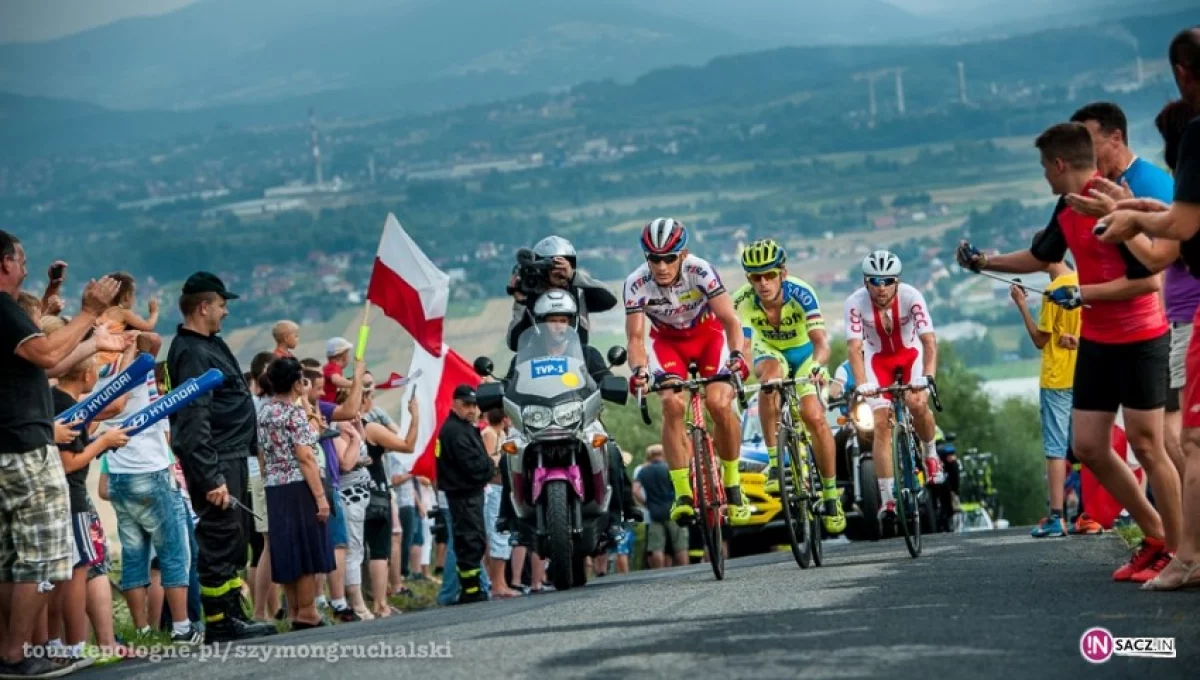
[182,271,239,299]
[453,384,477,404]
[325,337,354,358]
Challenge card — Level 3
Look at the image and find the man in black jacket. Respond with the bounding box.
[166,272,276,642]
[437,385,495,604]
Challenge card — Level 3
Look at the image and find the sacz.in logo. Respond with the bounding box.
[1080,627,1176,663]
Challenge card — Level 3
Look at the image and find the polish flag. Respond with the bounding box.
[366,213,449,358]
[398,343,481,483]
[374,371,421,391]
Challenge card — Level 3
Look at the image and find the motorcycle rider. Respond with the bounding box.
[497,289,636,546]
[506,236,618,352]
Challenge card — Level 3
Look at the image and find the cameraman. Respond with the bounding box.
[506,236,617,352]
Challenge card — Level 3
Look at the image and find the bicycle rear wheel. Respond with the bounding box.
[777,419,811,569]
[693,428,725,580]
[892,421,922,558]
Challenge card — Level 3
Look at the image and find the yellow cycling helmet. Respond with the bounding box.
[741,238,786,273]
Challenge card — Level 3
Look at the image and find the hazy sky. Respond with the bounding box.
[0,0,1033,44]
[0,0,202,43]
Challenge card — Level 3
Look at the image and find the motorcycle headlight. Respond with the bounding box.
[521,405,553,429]
[553,401,584,428]
[851,400,875,431]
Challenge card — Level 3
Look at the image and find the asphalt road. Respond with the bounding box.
[84,529,1196,679]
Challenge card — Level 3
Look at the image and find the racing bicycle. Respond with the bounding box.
[756,376,825,569]
[872,370,943,558]
[639,363,746,580]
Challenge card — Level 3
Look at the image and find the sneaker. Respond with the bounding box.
[332,606,360,623]
[1030,516,1067,538]
[170,624,204,646]
[670,496,695,524]
[84,645,124,668]
[0,656,75,679]
[1131,551,1174,584]
[1141,556,1200,591]
[822,498,847,535]
[1069,513,1103,535]
[923,455,945,485]
[1113,536,1167,582]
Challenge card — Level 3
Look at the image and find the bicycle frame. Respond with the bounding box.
[638,365,746,577]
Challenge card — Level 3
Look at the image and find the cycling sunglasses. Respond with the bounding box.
[748,270,780,283]
[866,276,898,287]
[645,254,680,265]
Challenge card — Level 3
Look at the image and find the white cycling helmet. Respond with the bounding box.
[532,289,578,322]
[862,250,902,277]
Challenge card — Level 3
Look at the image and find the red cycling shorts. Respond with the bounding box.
[864,345,922,410]
[649,318,729,380]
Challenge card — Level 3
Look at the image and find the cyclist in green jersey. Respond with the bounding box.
[734,239,846,535]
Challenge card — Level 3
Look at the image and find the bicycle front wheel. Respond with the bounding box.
[892,420,922,558]
[806,443,824,567]
[777,422,811,569]
[693,428,725,580]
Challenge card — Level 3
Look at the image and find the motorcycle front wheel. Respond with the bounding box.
[545,481,576,590]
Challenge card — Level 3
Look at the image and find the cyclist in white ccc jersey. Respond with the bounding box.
[843,250,944,522]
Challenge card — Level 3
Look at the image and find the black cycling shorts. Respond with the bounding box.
[1073,333,1168,413]
[1165,357,1180,413]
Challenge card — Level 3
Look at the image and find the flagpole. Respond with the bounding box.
[356,299,372,362]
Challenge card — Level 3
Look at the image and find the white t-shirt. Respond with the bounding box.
[387,451,418,507]
[623,254,726,333]
[99,371,173,474]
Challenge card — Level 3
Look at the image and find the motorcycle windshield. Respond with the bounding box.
[510,323,594,400]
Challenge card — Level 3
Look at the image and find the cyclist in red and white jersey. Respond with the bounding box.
[624,218,753,526]
[844,250,944,522]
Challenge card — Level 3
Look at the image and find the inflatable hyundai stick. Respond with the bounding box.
[117,368,224,438]
[55,353,155,427]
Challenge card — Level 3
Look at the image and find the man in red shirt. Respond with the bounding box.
[322,337,354,402]
[957,122,1181,584]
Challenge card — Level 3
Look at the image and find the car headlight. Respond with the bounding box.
[738,458,769,474]
[552,401,584,428]
[851,400,875,431]
[521,405,553,429]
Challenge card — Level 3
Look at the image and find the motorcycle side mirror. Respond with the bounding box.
[476,382,505,412]
[600,375,629,405]
[606,346,628,367]
[473,357,494,378]
[943,432,957,442]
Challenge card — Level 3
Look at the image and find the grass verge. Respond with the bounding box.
[1114,523,1145,550]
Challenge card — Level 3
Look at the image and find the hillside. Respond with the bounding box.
[0,0,1172,123]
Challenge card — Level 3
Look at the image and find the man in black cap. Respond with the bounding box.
[166,272,276,642]
[436,384,494,604]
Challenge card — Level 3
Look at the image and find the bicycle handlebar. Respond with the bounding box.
[635,368,745,426]
[860,376,943,413]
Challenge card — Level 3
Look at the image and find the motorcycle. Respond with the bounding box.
[474,324,629,591]
[829,394,883,541]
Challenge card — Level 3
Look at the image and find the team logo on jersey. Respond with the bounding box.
[910,304,930,330]
[679,290,700,303]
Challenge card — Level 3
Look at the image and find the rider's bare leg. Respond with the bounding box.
[872,406,895,505]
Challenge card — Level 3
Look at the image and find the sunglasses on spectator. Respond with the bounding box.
[645,254,679,265]
[748,270,780,283]
[866,277,898,287]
